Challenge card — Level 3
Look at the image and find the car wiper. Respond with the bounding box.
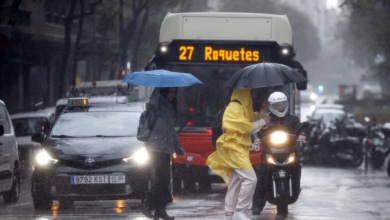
[95,135,126,137]
[52,134,77,138]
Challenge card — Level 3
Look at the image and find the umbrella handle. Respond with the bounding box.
[177,122,186,133]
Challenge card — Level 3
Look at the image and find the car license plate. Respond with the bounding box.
[71,175,125,184]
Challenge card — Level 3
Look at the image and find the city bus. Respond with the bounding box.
[144,12,308,192]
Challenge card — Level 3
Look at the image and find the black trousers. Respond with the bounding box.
[252,163,267,211]
[148,151,172,209]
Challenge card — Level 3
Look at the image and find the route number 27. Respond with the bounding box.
[179,46,194,61]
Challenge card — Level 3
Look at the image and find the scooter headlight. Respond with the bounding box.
[270,131,288,145]
[123,147,149,165]
[266,153,296,166]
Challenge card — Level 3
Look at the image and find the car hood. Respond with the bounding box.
[43,136,145,160]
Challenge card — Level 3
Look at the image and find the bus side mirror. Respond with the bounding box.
[296,69,307,90]
[0,125,4,136]
[292,60,307,91]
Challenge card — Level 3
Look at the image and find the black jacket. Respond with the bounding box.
[260,111,306,137]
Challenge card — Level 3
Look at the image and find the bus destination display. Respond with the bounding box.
[166,41,273,64]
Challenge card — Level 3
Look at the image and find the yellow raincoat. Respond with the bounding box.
[206,88,254,183]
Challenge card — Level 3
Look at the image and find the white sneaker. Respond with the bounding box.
[233,210,250,220]
[224,214,233,220]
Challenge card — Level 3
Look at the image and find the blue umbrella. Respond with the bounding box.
[122,69,203,87]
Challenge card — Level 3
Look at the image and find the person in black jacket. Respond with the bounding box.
[252,91,306,215]
[141,87,185,220]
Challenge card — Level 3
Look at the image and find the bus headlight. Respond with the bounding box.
[158,42,170,55]
[123,147,149,165]
[35,149,58,166]
[281,48,290,55]
[270,131,288,145]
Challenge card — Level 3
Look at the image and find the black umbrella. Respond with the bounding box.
[225,62,308,88]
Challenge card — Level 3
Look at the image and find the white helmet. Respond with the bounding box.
[268,91,288,118]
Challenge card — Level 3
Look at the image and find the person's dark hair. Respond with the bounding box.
[160,87,178,112]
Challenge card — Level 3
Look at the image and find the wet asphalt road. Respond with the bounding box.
[1,162,390,220]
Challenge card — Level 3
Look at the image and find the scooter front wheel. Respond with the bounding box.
[277,204,288,216]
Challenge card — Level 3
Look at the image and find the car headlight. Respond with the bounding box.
[266,153,296,166]
[310,93,318,101]
[35,149,58,166]
[270,131,288,145]
[123,147,149,165]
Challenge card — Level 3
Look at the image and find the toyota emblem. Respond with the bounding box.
[84,158,96,166]
[186,156,194,162]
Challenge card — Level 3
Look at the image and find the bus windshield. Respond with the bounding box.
[169,64,292,130]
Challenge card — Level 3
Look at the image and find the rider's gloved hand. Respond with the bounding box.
[298,135,306,142]
[251,119,266,134]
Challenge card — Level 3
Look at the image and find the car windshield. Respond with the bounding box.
[312,110,345,124]
[12,117,49,136]
[51,111,140,137]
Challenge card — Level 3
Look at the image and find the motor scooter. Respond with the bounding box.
[301,117,327,165]
[361,119,387,170]
[261,127,305,216]
[303,117,363,167]
[380,123,390,177]
[324,118,364,167]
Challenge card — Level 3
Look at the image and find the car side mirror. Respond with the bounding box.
[42,121,51,134]
[31,133,44,143]
[0,125,4,136]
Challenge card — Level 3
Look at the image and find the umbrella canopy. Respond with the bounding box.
[225,62,307,89]
[122,69,203,87]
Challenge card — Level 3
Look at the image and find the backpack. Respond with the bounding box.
[211,100,241,147]
[137,108,157,142]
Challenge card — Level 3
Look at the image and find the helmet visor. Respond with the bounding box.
[270,100,288,113]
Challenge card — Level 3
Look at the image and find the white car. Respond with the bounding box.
[0,99,20,203]
[11,107,55,164]
[310,106,346,126]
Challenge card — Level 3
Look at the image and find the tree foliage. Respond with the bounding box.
[219,0,321,63]
[339,0,390,92]
[82,0,178,79]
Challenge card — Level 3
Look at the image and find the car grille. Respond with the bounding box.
[58,158,123,170]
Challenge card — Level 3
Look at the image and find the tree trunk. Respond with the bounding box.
[58,0,76,98]
[70,0,85,89]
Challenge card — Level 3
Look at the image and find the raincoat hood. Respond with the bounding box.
[230,88,254,121]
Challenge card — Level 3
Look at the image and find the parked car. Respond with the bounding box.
[11,107,55,164]
[0,99,20,203]
[309,104,346,126]
[313,103,344,110]
[30,98,149,210]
